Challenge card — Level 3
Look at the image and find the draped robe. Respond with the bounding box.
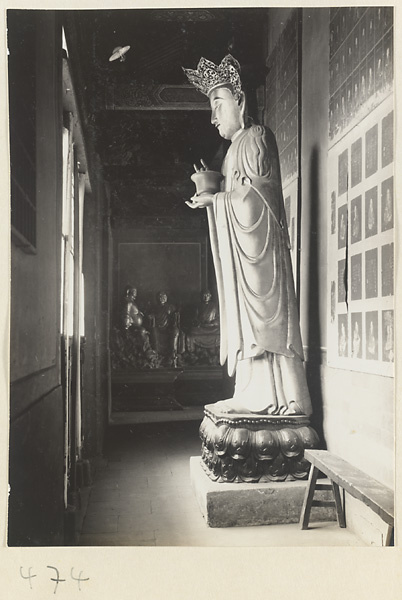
[206,125,312,416]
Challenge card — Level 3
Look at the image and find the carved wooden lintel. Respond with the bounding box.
[105,83,209,111]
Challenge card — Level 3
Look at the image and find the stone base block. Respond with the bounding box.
[190,456,336,528]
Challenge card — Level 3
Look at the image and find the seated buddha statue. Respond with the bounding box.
[121,285,145,332]
[186,290,220,354]
[111,285,157,369]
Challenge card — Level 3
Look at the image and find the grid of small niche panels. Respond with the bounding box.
[329,6,393,141]
[265,11,299,280]
[327,7,394,376]
[265,10,299,184]
[328,95,394,376]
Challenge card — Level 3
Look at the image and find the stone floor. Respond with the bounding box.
[78,420,366,547]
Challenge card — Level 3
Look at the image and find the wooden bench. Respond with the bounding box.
[300,449,394,546]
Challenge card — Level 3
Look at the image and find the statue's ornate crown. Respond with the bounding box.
[182,54,242,100]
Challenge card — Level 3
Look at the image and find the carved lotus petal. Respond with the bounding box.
[199,418,207,439]
[202,459,220,482]
[220,457,237,482]
[267,454,289,480]
[202,447,214,464]
[227,428,251,460]
[204,435,214,452]
[210,456,221,474]
[237,456,260,482]
[297,426,319,448]
[254,429,279,460]
[289,456,311,479]
[214,424,230,455]
[202,419,216,451]
[278,428,303,458]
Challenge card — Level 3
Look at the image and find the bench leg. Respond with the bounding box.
[384,525,394,547]
[300,465,320,530]
[331,481,346,528]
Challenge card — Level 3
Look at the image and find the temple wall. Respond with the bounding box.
[300,7,394,491]
[8,12,65,545]
[265,8,394,494]
[8,12,110,545]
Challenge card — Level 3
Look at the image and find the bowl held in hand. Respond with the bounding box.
[191,170,223,195]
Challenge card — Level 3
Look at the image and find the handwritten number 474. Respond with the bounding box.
[20,566,89,593]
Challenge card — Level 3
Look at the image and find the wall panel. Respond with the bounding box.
[299,8,394,489]
[8,387,65,546]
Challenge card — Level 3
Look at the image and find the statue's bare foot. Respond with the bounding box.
[206,399,266,415]
[284,400,304,415]
[205,400,237,414]
[206,399,305,416]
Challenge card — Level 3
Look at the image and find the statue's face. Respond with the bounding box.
[126,287,137,300]
[202,291,211,303]
[159,292,167,304]
[209,87,242,140]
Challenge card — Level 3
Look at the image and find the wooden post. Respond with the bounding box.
[300,464,320,529]
[331,481,346,528]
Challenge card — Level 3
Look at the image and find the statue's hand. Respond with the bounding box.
[186,193,214,209]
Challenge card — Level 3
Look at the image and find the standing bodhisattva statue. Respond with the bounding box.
[183,55,312,417]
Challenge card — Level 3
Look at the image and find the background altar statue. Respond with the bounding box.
[183,54,312,417]
[121,285,145,332]
[186,290,220,361]
[112,285,158,369]
[148,291,184,366]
